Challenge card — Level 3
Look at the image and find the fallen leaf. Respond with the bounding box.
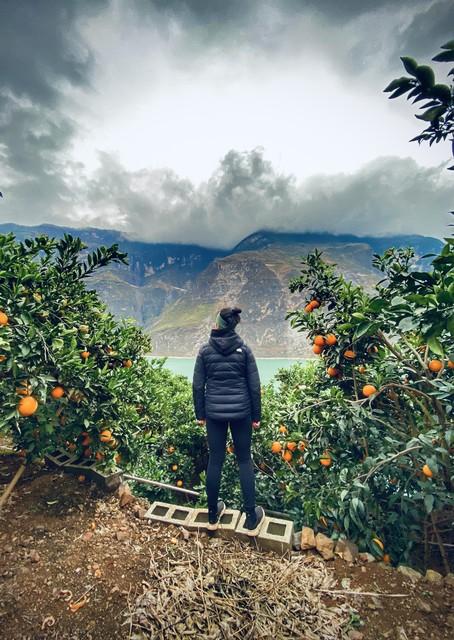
[69,596,88,612]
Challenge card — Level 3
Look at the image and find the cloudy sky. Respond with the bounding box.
[0,0,453,247]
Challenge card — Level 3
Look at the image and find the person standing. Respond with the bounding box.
[192,306,265,535]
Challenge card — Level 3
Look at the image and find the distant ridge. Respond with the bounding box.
[0,222,443,356]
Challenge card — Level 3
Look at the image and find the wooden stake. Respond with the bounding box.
[0,462,26,511]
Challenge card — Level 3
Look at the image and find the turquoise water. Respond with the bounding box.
[159,357,307,385]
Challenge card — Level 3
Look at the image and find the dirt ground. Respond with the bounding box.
[0,453,453,640]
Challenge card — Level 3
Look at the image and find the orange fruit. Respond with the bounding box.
[51,386,65,399]
[271,441,282,453]
[422,464,433,478]
[115,453,122,464]
[279,425,288,434]
[327,367,339,377]
[320,452,332,467]
[372,537,384,552]
[447,360,454,369]
[343,349,356,360]
[258,462,266,470]
[310,300,320,309]
[100,429,113,443]
[325,334,337,346]
[67,443,77,452]
[17,396,38,417]
[314,335,325,347]
[0,311,9,326]
[362,384,377,397]
[171,464,178,471]
[383,554,391,564]
[358,365,366,374]
[17,449,27,458]
[227,445,235,454]
[313,344,324,355]
[167,446,175,454]
[81,436,92,447]
[81,351,90,359]
[123,359,133,368]
[176,480,183,487]
[77,474,86,483]
[368,345,378,354]
[83,448,93,458]
[428,359,443,373]
[298,441,306,451]
[0,354,6,362]
[286,441,297,452]
[304,304,313,313]
[282,450,293,462]
[95,451,104,461]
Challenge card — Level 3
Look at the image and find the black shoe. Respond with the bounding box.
[244,506,265,537]
[207,500,226,531]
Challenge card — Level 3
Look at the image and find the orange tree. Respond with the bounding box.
[0,232,155,469]
[280,240,454,564]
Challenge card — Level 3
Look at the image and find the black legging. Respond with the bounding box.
[206,416,255,512]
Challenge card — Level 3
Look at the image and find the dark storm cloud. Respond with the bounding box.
[130,0,453,81]
[397,0,454,63]
[81,149,454,248]
[0,0,107,223]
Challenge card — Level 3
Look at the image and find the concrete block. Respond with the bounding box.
[91,467,124,492]
[45,447,78,469]
[257,517,294,555]
[144,501,193,527]
[186,508,240,539]
[234,511,267,544]
[218,509,241,539]
[65,456,98,479]
[235,514,294,554]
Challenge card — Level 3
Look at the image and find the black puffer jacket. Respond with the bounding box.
[192,327,261,422]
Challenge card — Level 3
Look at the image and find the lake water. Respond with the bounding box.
[159,357,308,385]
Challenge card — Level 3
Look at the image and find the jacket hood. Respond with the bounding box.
[209,328,244,356]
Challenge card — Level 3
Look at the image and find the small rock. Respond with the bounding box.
[397,565,422,582]
[341,578,351,589]
[116,531,129,542]
[348,631,364,640]
[446,614,454,628]
[444,573,454,588]
[4,545,13,553]
[315,533,335,560]
[424,569,443,583]
[394,628,409,640]
[335,539,359,563]
[82,531,93,542]
[118,483,135,508]
[29,550,40,563]
[358,552,375,563]
[361,566,367,573]
[180,528,191,541]
[416,599,431,613]
[292,530,301,551]
[300,526,316,550]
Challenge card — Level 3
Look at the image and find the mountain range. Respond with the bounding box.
[0,223,443,357]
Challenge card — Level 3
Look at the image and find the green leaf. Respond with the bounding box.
[384,77,411,92]
[441,40,454,50]
[424,494,434,514]
[415,106,447,122]
[448,316,454,337]
[430,84,452,103]
[432,50,454,63]
[400,56,418,76]
[426,336,444,356]
[414,65,435,87]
